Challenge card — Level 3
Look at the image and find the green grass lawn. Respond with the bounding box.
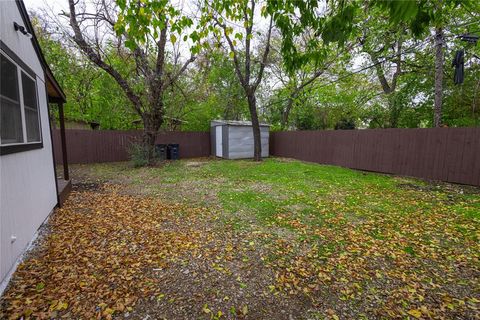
[76,157,480,225]
[38,158,479,319]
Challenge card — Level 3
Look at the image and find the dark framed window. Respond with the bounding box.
[0,50,42,153]
[1,53,23,144]
[22,72,40,142]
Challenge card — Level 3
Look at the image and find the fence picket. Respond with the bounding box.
[271,128,480,186]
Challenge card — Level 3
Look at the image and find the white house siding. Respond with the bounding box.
[0,1,57,285]
[0,1,44,81]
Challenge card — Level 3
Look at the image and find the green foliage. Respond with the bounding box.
[160,49,249,131]
[115,0,203,54]
[33,15,139,129]
[267,0,472,72]
[127,142,150,167]
[374,0,470,35]
[34,0,480,132]
[334,118,356,130]
[264,0,480,130]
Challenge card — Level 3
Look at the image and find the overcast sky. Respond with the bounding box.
[24,0,67,13]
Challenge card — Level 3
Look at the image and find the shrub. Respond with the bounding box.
[127,142,149,167]
[334,118,356,130]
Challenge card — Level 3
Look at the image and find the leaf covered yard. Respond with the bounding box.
[1,159,479,319]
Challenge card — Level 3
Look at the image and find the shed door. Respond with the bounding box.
[215,126,223,157]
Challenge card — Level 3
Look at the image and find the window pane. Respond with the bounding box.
[21,72,41,142]
[25,108,40,142]
[1,97,23,144]
[1,54,19,101]
[22,72,37,109]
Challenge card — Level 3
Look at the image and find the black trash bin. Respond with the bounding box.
[155,144,167,160]
[167,144,180,160]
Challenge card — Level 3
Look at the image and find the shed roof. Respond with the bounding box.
[211,120,270,127]
[16,0,66,103]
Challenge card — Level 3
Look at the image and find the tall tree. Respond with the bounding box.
[32,12,139,129]
[202,0,273,161]
[64,0,201,163]
[268,0,470,127]
[434,25,445,127]
[356,5,409,128]
[267,32,345,129]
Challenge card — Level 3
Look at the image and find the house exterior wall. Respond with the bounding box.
[227,126,269,159]
[0,1,57,285]
[0,1,44,81]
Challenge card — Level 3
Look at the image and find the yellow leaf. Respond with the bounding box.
[170,34,177,44]
[49,300,58,311]
[104,308,115,315]
[407,309,422,318]
[241,305,248,315]
[56,301,68,310]
[202,304,211,314]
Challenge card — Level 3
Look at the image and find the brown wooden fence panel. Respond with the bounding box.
[53,129,210,164]
[54,128,480,186]
[271,128,480,186]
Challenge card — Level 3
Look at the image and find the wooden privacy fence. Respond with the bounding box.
[53,128,480,186]
[270,128,480,186]
[52,129,210,164]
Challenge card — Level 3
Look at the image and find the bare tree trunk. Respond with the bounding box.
[434,26,444,127]
[142,128,157,163]
[141,112,162,165]
[281,96,294,130]
[387,94,400,128]
[281,88,301,130]
[66,0,196,166]
[247,93,262,161]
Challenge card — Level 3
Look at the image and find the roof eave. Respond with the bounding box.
[16,0,66,103]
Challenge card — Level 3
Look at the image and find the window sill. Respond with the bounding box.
[0,142,43,155]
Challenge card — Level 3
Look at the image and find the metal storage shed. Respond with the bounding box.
[211,120,269,159]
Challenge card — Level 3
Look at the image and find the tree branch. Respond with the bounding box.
[212,15,246,87]
[244,0,254,87]
[156,24,168,77]
[165,55,197,88]
[67,0,142,114]
[370,53,393,94]
[253,17,273,89]
[390,36,403,92]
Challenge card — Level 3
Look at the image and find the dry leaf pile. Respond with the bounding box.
[0,175,479,319]
[0,184,206,319]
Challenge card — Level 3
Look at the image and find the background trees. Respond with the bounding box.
[34,0,479,143]
[63,0,203,163]
[32,14,138,129]
[201,0,273,161]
